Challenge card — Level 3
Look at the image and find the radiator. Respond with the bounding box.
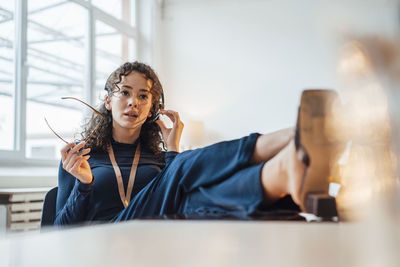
[0,188,50,233]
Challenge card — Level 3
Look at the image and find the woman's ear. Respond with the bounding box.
[105,95,111,110]
[148,112,152,118]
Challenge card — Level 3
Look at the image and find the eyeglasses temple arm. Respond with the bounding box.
[84,117,104,143]
[61,97,104,118]
[44,117,69,144]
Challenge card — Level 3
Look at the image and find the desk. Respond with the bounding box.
[0,220,399,267]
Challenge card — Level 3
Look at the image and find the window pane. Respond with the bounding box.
[0,2,15,150]
[95,20,136,104]
[26,1,86,159]
[92,0,135,25]
[92,0,122,21]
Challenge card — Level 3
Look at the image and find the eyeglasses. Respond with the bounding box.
[44,97,104,144]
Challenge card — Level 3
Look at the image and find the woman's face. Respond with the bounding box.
[105,71,154,134]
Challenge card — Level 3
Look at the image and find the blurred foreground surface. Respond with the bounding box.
[0,218,399,267]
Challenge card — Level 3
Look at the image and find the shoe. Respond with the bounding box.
[296,89,344,214]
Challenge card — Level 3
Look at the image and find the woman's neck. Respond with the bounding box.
[112,126,141,144]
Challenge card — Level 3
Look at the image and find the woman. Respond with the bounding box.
[54,61,307,225]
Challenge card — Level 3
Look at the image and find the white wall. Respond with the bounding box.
[153,0,399,146]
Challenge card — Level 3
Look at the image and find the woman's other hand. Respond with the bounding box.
[156,110,184,152]
[61,141,93,184]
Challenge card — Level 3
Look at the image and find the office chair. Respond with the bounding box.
[40,187,58,227]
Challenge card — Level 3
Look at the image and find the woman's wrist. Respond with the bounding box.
[167,147,179,152]
[166,143,179,152]
[79,175,94,184]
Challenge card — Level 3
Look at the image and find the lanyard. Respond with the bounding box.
[107,143,141,208]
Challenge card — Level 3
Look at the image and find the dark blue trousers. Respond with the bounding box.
[113,133,265,221]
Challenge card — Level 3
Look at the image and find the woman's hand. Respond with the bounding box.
[156,110,184,152]
[61,141,93,184]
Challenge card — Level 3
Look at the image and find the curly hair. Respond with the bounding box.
[80,61,165,154]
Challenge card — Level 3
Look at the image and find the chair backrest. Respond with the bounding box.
[40,187,58,227]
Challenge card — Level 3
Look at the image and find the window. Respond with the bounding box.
[26,1,86,159]
[95,20,136,103]
[92,0,135,25]
[0,0,139,164]
[92,0,123,21]
[0,1,15,151]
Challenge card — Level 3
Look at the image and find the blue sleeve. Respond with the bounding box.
[165,151,179,165]
[54,164,94,226]
[56,161,76,213]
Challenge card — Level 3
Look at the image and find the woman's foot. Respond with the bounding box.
[261,89,344,210]
[260,139,307,204]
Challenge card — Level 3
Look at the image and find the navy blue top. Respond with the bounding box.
[54,140,178,225]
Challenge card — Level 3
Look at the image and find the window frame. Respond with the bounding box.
[0,0,140,167]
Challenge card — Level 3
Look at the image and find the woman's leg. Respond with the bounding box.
[249,127,307,205]
[113,133,261,221]
[250,127,294,164]
[113,135,306,221]
[179,163,266,217]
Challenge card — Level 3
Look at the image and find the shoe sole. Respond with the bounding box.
[298,89,344,212]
